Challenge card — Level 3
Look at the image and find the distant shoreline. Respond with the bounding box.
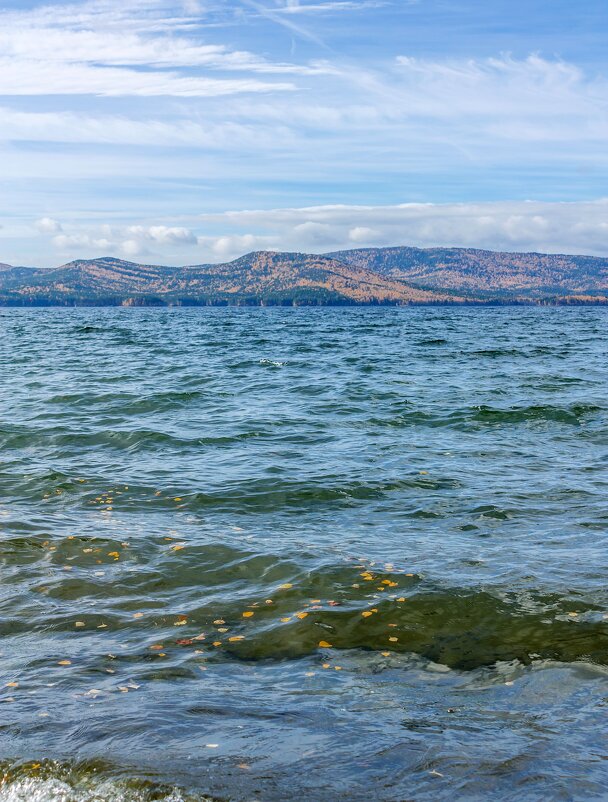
[1,298,607,308]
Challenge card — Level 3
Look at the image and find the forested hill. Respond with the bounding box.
[0,247,607,306]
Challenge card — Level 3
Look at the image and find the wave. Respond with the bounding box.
[370,402,605,429]
[0,761,208,802]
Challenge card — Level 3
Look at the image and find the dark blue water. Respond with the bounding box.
[0,307,607,801]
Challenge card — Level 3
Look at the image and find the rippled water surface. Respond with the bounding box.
[0,307,607,801]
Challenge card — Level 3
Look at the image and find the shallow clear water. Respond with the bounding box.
[0,307,607,801]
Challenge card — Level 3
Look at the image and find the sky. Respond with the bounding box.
[1,0,608,266]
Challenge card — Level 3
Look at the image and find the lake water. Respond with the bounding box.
[0,307,607,801]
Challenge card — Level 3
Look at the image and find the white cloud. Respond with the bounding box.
[198,200,608,257]
[127,225,198,245]
[35,217,63,234]
[50,223,199,260]
[201,233,278,259]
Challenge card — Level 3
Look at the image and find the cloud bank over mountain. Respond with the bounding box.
[29,201,608,264]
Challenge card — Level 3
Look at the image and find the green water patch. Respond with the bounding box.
[2,540,606,671]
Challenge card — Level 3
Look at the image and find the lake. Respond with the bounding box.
[0,306,607,801]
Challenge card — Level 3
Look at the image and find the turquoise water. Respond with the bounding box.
[0,307,607,801]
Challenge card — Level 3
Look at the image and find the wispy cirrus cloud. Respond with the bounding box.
[0,0,323,97]
[268,1,390,14]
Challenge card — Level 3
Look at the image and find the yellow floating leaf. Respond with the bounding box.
[278,583,293,590]
[75,621,85,627]
[295,612,308,620]
[213,619,225,625]
[361,611,373,618]
[334,666,342,671]
[171,544,185,552]
[381,651,391,657]
[174,497,182,502]
[213,641,222,647]
[280,617,291,623]
[58,660,71,666]
[150,644,164,650]
[108,551,120,559]
[132,612,144,619]
[389,636,398,642]
[318,641,332,648]
[322,663,331,669]
[242,611,254,618]
[397,597,407,602]
[228,636,244,642]
[5,682,18,688]
[217,627,229,633]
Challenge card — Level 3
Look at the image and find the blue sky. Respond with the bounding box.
[1,0,607,265]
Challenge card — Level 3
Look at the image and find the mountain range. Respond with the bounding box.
[0,246,607,306]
